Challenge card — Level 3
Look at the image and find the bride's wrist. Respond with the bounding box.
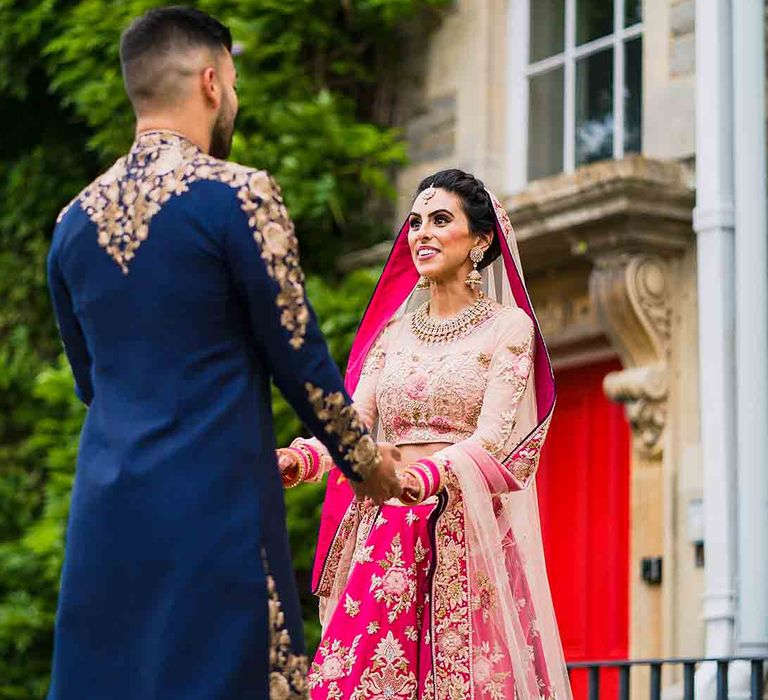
[398,457,449,504]
[289,438,333,482]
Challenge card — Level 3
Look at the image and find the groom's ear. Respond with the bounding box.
[201,65,221,110]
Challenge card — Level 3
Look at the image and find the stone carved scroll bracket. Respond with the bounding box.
[590,255,674,459]
[604,364,668,459]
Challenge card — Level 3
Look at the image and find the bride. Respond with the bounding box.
[277,169,571,700]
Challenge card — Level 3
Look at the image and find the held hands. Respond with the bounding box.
[350,443,403,506]
[277,442,418,506]
[276,448,302,487]
[397,469,423,505]
[277,449,297,473]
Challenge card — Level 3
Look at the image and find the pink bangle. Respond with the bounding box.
[293,440,321,481]
[414,457,449,498]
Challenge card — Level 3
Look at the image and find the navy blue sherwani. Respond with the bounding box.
[46,131,378,700]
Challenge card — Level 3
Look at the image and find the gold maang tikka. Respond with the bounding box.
[421,184,437,205]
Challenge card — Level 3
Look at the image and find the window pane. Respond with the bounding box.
[625,0,643,26]
[624,37,642,153]
[530,0,565,62]
[528,68,564,180]
[576,0,614,45]
[575,47,614,166]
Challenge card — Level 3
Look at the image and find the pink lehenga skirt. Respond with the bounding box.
[307,454,570,700]
[307,500,438,699]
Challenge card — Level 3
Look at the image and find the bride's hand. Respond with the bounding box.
[276,448,298,475]
[398,469,422,504]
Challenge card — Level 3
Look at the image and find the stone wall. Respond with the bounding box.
[644,0,696,160]
[393,0,507,219]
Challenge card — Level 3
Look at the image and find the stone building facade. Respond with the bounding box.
[346,0,768,686]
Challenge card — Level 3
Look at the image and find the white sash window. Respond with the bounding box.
[508,0,644,189]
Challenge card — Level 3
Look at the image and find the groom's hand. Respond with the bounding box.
[351,443,403,506]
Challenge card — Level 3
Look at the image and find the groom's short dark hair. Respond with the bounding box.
[120,6,233,110]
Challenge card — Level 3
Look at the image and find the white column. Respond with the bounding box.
[732,0,768,657]
[693,0,737,657]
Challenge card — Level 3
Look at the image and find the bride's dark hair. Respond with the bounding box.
[415,169,501,270]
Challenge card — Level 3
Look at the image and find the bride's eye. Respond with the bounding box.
[409,217,421,229]
[434,215,449,225]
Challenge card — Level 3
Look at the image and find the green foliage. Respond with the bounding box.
[0,0,445,693]
[0,360,84,699]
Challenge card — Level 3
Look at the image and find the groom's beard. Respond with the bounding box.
[210,107,235,160]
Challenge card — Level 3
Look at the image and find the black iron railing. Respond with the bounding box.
[566,657,766,700]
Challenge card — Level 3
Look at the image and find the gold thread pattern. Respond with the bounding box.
[58,131,308,349]
[266,572,309,699]
[305,382,381,478]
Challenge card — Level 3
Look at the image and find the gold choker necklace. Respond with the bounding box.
[411,294,496,344]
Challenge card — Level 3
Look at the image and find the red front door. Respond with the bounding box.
[536,359,630,697]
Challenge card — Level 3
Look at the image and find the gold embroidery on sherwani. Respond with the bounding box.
[305,382,380,478]
[62,132,308,348]
[266,573,309,700]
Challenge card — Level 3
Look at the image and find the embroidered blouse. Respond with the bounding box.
[303,302,536,473]
[357,304,536,461]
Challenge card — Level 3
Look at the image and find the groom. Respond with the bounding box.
[46,6,401,700]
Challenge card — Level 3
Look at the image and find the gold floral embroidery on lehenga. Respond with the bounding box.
[266,573,309,700]
[59,131,309,348]
[343,594,361,618]
[307,634,363,700]
[471,571,498,623]
[369,533,419,623]
[431,475,473,698]
[473,641,513,700]
[314,500,360,597]
[350,632,418,700]
[305,382,381,478]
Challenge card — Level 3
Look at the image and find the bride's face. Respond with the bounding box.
[407,188,478,283]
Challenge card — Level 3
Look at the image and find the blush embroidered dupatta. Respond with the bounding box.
[310,192,571,700]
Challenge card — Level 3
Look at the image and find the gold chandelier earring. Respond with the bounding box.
[416,275,431,290]
[466,246,484,289]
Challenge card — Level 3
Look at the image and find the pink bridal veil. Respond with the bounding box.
[311,191,571,700]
